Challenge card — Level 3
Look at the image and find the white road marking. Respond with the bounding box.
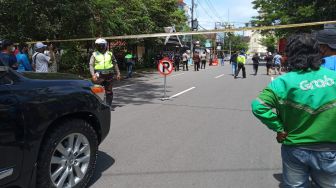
[170,73,185,77]
[215,74,225,78]
[169,87,196,99]
[114,84,135,89]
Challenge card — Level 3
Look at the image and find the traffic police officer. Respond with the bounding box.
[89,38,121,107]
[234,51,247,79]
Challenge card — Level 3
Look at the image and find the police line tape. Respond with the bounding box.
[27,20,336,44]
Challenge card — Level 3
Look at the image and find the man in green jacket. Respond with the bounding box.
[252,34,336,187]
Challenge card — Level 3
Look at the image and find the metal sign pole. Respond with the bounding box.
[164,75,167,99]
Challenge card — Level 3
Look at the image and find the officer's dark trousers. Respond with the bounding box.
[253,64,259,75]
[94,73,114,106]
[235,63,246,78]
[194,61,200,71]
[183,61,188,71]
[175,61,180,71]
[201,60,206,69]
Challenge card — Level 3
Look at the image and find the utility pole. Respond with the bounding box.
[190,0,194,56]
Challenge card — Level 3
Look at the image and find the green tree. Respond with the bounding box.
[251,0,336,37]
[0,0,95,41]
[0,0,187,73]
[259,34,277,52]
[223,33,249,53]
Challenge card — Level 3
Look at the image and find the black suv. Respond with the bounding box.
[0,66,111,188]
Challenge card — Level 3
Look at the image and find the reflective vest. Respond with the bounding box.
[93,51,114,70]
[237,55,246,64]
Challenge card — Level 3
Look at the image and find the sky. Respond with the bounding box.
[183,0,258,30]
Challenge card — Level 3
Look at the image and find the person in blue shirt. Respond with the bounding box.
[273,51,282,75]
[0,39,18,70]
[16,43,33,72]
[316,30,336,71]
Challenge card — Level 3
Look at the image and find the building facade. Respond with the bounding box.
[248,31,267,55]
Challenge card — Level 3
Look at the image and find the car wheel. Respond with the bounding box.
[36,119,98,188]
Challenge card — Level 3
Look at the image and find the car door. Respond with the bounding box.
[0,67,23,186]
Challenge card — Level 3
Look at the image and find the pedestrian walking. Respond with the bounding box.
[252,53,260,75]
[32,42,55,72]
[316,29,336,71]
[16,42,33,72]
[89,38,121,108]
[265,52,273,75]
[230,52,238,76]
[174,50,181,71]
[125,52,134,78]
[193,51,200,71]
[234,51,246,79]
[252,34,336,188]
[220,52,225,66]
[273,52,282,75]
[209,52,213,66]
[0,39,18,70]
[182,50,189,71]
[200,50,207,69]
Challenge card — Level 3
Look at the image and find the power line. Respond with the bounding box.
[204,0,223,21]
[195,0,221,22]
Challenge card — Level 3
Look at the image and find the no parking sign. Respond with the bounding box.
[157,57,173,100]
[158,58,173,76]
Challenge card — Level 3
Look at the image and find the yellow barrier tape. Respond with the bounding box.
[26,20,336,44]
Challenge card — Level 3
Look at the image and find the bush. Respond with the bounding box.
[59,43,91,77]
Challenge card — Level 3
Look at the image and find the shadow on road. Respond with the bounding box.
[273,173,284,188]
[113,79,171,107]
[88,151,115,186]
[107,167,281,177]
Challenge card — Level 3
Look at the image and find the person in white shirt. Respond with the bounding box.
[182,50,189,71]
[200,51,207,69]
[32,42,54,72]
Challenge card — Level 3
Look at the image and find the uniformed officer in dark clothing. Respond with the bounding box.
[174,51,181,71]
[252,53,260,75]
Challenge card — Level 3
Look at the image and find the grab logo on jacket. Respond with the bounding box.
[300,75,335,91]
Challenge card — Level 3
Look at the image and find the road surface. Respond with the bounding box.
[89,62,283,188]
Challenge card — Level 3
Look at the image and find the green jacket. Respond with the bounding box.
[251,67,336,145]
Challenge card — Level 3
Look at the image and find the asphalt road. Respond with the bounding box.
[89,62,283,188]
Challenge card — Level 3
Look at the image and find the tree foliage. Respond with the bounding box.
[223,33,249,53]
[0,0,187,74]
[259,34,277,52]
[0,0,187,41]
[251,0,336,37]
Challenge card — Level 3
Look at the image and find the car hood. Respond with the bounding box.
[21,72,84,80]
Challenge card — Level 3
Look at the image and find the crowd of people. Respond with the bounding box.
[155,48,294,80]
[156,49,227,73]
[0,40,61,73]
